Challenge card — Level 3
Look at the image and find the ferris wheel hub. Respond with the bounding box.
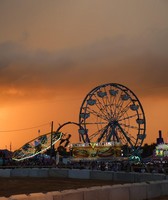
[109,120,118,126]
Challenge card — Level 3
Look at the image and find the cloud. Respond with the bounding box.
[0,28,168,105]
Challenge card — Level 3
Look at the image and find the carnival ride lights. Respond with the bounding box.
[12,132,62,161]
[12,83,146,161]
[155,144,168,157]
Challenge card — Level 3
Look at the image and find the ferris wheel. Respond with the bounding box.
[79,83,146,151]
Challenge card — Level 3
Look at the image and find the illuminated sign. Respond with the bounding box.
[72,143,121,158]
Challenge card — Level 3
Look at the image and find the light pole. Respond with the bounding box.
[50,121,54,160]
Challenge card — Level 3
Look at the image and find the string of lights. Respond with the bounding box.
[0,122,51,133]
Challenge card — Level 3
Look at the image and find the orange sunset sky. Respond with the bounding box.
[0,1,168,151]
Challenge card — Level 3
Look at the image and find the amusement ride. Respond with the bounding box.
[12,83,146,161]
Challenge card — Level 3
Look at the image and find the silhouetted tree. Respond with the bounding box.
[141,143,156,158]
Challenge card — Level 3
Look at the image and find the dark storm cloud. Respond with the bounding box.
[0,42,73,86]
[0,28,168,103]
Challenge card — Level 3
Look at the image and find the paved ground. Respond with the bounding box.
[149,197,168,200]
[0,177,127,197]
[0,177,168,199]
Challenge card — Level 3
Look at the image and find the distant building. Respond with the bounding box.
[156,130,164,145]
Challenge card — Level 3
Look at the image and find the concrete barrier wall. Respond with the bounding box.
[134,172,166,182]
[128,182,148,200]
[1,180,168,200]
[48,168,68,178]
[10,168,30,177]
[90,170,114,180]
[0,168,167,182]
[0,169,11,177]
[69,169,90,179]
[113,171,135,182]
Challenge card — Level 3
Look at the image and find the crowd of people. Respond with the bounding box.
[0,153,168,175]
